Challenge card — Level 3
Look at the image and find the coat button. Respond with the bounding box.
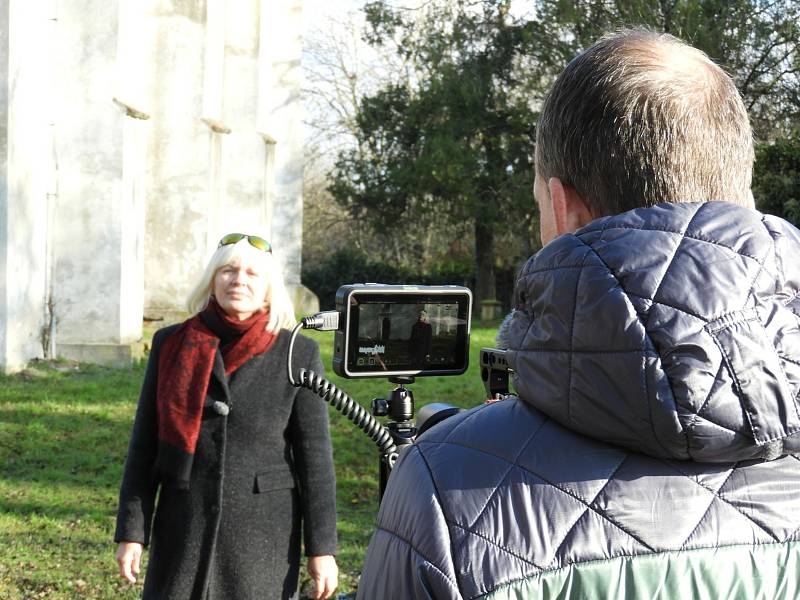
[210,504,219,514]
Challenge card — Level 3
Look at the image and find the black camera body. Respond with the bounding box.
[332,284,473,379]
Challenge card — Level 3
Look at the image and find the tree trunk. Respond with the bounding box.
[474,219,496,310]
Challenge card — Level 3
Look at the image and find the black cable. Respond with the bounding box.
[287,322,304,387]
[287,320,396,458]
[297,368,397,458]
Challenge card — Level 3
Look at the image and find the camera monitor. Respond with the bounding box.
[332,284,472,378]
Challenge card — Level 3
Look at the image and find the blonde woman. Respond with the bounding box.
[115,233,338,599]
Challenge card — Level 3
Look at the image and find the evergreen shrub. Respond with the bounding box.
[302,248,474,310]
[753,133,800,227]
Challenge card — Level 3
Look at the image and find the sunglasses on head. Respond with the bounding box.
[217,233,272,253]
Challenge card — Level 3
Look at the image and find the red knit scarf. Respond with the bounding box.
[155,300,276,487]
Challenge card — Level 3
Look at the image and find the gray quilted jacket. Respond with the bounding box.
[357,202,800,599]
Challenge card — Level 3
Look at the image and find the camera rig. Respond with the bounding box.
[287,284,513,502]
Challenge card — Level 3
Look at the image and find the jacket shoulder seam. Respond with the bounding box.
[371,525,461,594]
[412,444,464,596]
[421,438,655,553]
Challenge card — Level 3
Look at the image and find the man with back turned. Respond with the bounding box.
[357,28,800,599]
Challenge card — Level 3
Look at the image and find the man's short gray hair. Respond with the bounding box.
[535,28,755,217]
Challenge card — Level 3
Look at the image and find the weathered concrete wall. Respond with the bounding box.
[260,0,304,287]
[218,0,272,241]
[142,0,209,313]
[143,0,307,315]
[0,0,7,371]
[0,0,12,372]
[0,1,50,373]
[0,0,308,372]
[51,0,145,364]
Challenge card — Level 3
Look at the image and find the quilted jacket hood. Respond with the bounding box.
[504,201,800,462]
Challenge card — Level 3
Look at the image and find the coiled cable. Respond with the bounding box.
[288,322,397,459]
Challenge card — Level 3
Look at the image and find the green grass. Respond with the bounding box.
[0,321,503,598]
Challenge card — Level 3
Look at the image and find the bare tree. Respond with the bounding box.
[302,8,468,270]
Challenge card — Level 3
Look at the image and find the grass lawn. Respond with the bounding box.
[0,320,503,599]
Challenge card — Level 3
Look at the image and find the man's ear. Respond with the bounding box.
[547,177,594,235]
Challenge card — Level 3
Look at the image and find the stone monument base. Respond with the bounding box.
[289,283,319,317]
[57,342,145,368]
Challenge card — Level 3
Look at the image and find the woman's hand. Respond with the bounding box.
[307,554,338,600]
[115,541,143,583]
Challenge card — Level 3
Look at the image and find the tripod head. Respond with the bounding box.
[371,377,417,500]
[371,377,415,422]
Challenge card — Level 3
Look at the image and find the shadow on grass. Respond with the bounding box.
[0,495,116,522]
[0,362,144,404]
[0,390,135,508]
[0,405,132,431]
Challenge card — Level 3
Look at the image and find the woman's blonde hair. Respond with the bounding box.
[186,238,296,333]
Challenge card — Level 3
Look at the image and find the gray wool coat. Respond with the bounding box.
[115,325,337,600]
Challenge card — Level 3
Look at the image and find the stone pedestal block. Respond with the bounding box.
[481,299,503,321]
[58,342,145,368]
[289,283,320,317]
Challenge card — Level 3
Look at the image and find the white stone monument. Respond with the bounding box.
[0,0,310,373]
